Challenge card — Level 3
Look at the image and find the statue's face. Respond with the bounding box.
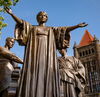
[7,38,15,48]
[37,12,48,24]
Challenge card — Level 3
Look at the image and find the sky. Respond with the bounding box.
[0,0,100,60]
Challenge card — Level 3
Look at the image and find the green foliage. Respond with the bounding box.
[0,0,20,34]
[0,0,19,7]
[0,16,7,30]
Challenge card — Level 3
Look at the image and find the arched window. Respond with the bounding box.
[79,52,82,57]
[86,50,88,55]
[91,48,95,53]
[83,51,85,56]
[88,49,91,54]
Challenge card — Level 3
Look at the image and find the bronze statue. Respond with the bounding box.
[5,7,87,97]
[0,37,23,97]
[58,48,85,97]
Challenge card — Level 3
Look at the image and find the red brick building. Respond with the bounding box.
[73,30,100,97]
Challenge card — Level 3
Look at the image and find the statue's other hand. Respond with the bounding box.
[78,22,88,27]
[4,7,13,15]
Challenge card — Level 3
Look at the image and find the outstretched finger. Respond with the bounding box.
[85,23,88,26]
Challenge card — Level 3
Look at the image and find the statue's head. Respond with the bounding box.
[36,11,48,24]
[5,37,15,49]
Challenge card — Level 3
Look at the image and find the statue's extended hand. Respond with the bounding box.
[4,7,22,24]
[5,7,13,15]
[78,22,88,27]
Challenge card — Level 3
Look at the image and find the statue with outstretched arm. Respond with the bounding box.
[0,37,23,97]
[5,7,87,97]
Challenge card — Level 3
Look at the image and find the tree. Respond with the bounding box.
[0,0,19,34]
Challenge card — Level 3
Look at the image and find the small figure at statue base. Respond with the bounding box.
[58,48,85,97]
[0,37,23,97]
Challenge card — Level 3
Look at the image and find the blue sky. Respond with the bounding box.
[0,0,100,59]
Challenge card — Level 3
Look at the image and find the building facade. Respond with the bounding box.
[73,30,100,97]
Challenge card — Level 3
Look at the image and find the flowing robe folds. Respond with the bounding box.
[15,20,70,97]
[58,56,85,97]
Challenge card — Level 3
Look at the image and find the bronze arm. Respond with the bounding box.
[5,7,22,24]
[0,47,23,64]
[67,22,88,32]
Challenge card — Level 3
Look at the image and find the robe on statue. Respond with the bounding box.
[15,20,70,97]
[58,56,85,97]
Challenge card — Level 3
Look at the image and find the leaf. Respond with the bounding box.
[14,0,19,3]
[0,16,4,21]
[4,0,9,2]
[2,23,7,27]
[0,21,2,25]
[7,0,13,6]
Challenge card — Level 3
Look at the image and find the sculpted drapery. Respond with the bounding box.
[15,20,70,97]
[58,56,85,97]
[4,8,87,97]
